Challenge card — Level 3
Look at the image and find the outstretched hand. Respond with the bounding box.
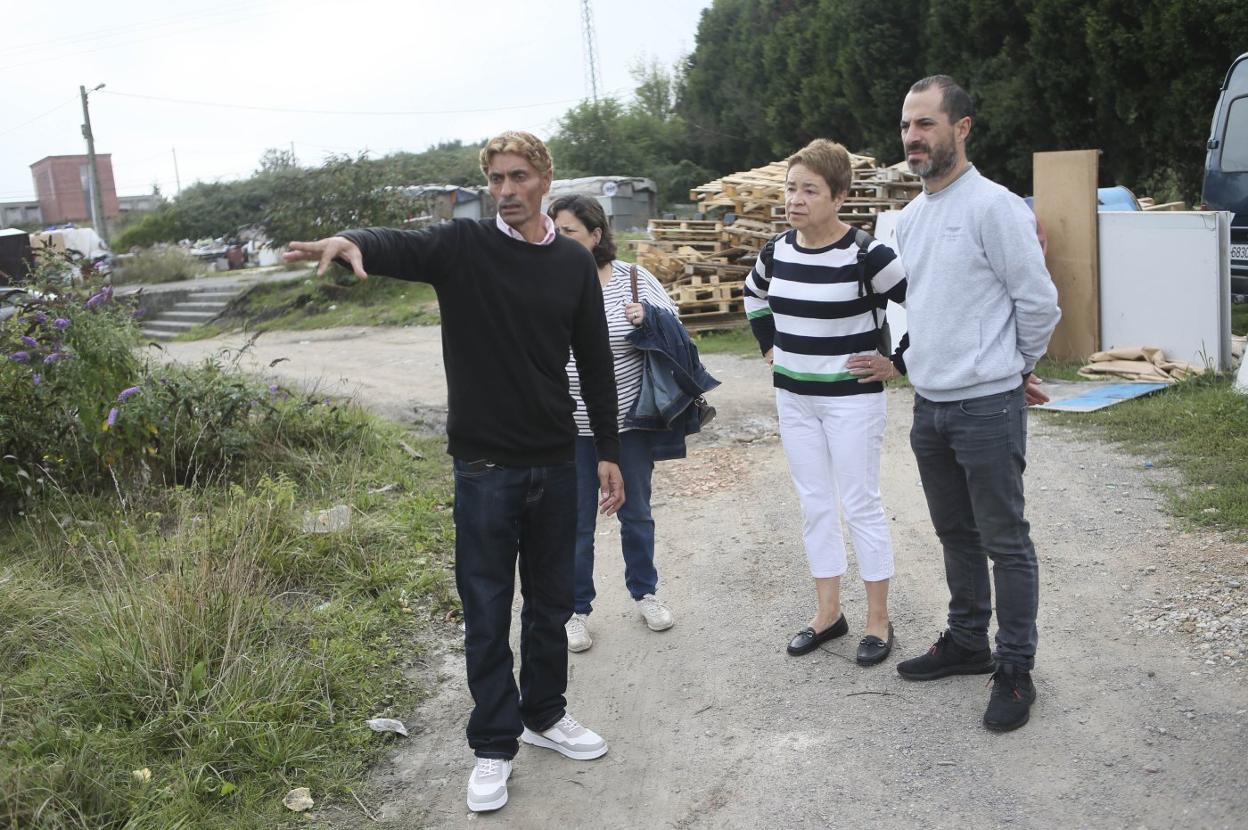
[284,236,368,279]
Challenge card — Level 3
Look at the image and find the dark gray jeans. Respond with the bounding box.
[910,385,1039,670]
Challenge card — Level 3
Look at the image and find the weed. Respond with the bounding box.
[114,247,206,285]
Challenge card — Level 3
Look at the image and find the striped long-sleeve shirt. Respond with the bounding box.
[568,260,678,436]
[744,229,907,397]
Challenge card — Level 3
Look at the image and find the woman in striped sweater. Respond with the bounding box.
[744,139,907,667]
[549,195,680,654]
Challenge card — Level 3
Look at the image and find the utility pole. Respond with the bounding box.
[172,147,181,195]
[79,83,108,242]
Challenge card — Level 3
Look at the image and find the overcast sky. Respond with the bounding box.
[1,0,713,203]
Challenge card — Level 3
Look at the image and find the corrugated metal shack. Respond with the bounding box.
[543,177,657,231]
[398,185,496,224]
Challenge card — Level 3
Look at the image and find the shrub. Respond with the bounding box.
[113,246,205,285]
[1,253,142,506]
[0,252,355,510]
[112,206,186,250]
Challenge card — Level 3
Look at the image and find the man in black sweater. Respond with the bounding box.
[286,131,623,814]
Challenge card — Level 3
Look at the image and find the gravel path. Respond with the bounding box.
[161,327,1248,829]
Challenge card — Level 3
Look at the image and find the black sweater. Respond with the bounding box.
[340,220,619,465]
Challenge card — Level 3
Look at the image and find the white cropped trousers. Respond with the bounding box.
[776,388,895,582]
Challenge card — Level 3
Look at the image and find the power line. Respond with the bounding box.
[0,95,80,139]
[2,0,256,57]
[98,88,617,117]
[0,5,272,72]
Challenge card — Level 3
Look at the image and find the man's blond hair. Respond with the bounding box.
[479,130,554,178]
[786,138,852,197]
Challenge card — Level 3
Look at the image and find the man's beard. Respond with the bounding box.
[906,139,957,180]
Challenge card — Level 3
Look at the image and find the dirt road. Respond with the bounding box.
[163,328,1247,829]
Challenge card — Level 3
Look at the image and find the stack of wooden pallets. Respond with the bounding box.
[637,156,921,331]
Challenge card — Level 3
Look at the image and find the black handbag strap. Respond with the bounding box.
[851,228,889,355]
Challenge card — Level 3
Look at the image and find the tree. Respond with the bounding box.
[549,65,713,206]
[380,140,486,187]
[264,154,410,246]
[257,148,298,174]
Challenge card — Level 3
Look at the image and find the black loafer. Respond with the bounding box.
[786,614,848,655]
[856,623,895,666]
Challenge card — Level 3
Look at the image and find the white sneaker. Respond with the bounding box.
[636,594,674,631]
[466,757,511,812]
[521,713,608,760]
[565,613,593,653]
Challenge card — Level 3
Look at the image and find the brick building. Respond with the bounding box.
[30,154,119,225]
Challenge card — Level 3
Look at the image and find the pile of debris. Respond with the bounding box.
[636,154,921,331]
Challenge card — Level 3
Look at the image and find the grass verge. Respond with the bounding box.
[0,403,456,828]
[180,271,440,340]
[1041,371,1248,535]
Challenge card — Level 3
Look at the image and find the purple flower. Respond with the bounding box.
[25,312,48,325]
[117,386,140,401]
[85,287,113,309]
[107,407,118,427]
[9,351,30,363]
[43,352,62,365]
[20,335,38,348]
[53,318,70,329]
[269,384,280,394]
[131,308,146,320]
[32,373,42,386]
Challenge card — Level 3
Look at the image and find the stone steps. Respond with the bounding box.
[140,286,243,341]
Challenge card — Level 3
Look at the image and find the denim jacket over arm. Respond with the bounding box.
[623,303,721,461]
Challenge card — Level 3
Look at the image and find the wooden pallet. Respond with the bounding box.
[683,261,752,280]
[678,297,744,317]
[655,148,920,330]
[680,310,749,333]
[635,240,721,255]
[670,281,744,305]
[648,219,722,230]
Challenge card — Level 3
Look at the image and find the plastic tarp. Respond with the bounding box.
[31,228,110,260]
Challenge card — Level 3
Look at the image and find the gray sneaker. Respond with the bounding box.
[636,594,674,631]
[566,613,593,652]
[521,713,608,760]
[466,757,511,812]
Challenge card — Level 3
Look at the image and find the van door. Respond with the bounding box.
[1203,53,1248,295]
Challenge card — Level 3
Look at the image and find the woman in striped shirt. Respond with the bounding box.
[744,139,907,667]
[549,195,680,654]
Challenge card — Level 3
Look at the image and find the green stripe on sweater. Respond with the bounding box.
[773,365,857,383]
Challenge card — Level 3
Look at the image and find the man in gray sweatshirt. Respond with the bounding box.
[850,75,1060,731]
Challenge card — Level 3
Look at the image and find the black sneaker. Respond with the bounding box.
[896,630,995,681]
[983,664,1036,732]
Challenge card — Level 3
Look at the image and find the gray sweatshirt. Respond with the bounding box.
[897,165,1061,402]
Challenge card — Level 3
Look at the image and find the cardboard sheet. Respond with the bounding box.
[1034,150,1100,362]
[1034,382,1168,412]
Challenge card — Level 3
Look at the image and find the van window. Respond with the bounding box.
[1224,97,1248,172]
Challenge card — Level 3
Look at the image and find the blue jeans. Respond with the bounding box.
[573,432,658,615]
[910,386,1039,670]
[452,458,577,759]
